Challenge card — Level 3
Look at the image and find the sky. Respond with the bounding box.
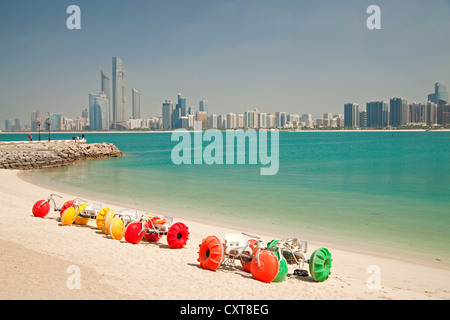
[1,0,450,128]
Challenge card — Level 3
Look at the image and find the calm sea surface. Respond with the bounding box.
[3,131,449,264]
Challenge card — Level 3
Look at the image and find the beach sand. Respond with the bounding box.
[0,169,449,300]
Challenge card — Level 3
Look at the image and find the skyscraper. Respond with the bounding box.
[31,109,41,131]
[199,100,208,114]
[4,119,12,131]
[173,93,186,129]
[196,111,207,129]
[366,101,389,128]
[89,91,109,130]
[428,82,449,104]
[389,98,408,127]
[132,88,141,119]
[101,70,112,126]
[426,102,437,126]
[162,100,174,130]
[344,103,359,127]
[112,57,126,128]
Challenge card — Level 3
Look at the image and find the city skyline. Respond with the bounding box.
[4,79,449,132]
[1,1,450,126]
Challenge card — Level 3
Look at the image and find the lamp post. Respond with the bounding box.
[46,118,52,141]
[36,119,41,141]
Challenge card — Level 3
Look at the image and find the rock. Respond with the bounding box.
[0,142,123,170]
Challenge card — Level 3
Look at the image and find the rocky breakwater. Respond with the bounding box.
[0,142,123,170]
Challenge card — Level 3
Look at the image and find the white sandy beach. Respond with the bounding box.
[0,169,449,300]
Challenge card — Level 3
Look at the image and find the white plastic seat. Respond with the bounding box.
[85,203,102,213]
[118,209,138,222]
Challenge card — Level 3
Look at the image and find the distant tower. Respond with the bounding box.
[112,57,126,128]
[31,109,41,131]
[344,103,359,128]
[101,70,112,126]
[162,100,174,130]
[389,98,408,127]
[428,82,449,104]
[366,101,389,127]
[199,100,208,114]
[132,88,141,119]
[89,92,109,130]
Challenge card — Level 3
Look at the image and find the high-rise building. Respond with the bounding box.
[344,103,359,127]
[132,88,141,119]
[226,112,236,129]
[366,101,389,128]
[172,93,186,129]
[112,57,126,128]
[199,100,208,114]
[162,100,174,130]
[426,102,437,126]
[389,98,408,127]
[259,112,267,128]
[207,114,218,129]
[196,111,207,129]
[359,110,367,128]
[178,93,186,116]
[82,108,89,119]
[245,110,256,128]
[89,91,109,130]
[442,104,450,125]
[301,114,313,128]
[428,82,449,104]
[31,109,41,131]
[14,118,21,131]
[408,102,427,124]
[101,70,112,126]
[4,119,12,131]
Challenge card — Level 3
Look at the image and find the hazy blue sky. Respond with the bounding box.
[1,0,449,127]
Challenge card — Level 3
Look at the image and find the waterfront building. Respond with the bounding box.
[442,104,450,125]
[31,109,41,131]
[101,70,112,126]
[172,93,187,129]
[188,114,195,128]
[428,82,449,104]
[162,100,174,130]
[389,98,408,127]
[237,114,244,128]
[426,102,437,126]
[199,100,208,114]
[4,120,11,131]
[408,102,427,125]
[207,114,218,129]
[359,110,367,128]
[89,92,109,130]
[132,88,141,119]
[112,57,127,128]
[344,103,359,127]
[366,101,389,128]
[178,93,186,116]
[301,114,313,128]
[259,112,267,128]
[244,110,256,128]
[218,114,227,129]
[196,111,207,129]
[227,112,236,129]
[267,114,276,128]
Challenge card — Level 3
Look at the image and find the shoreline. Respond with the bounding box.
[1,128,450,135]
[18,168,450,271]
[1,169,449,299]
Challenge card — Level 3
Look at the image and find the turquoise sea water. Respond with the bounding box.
[3,131,450,264]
